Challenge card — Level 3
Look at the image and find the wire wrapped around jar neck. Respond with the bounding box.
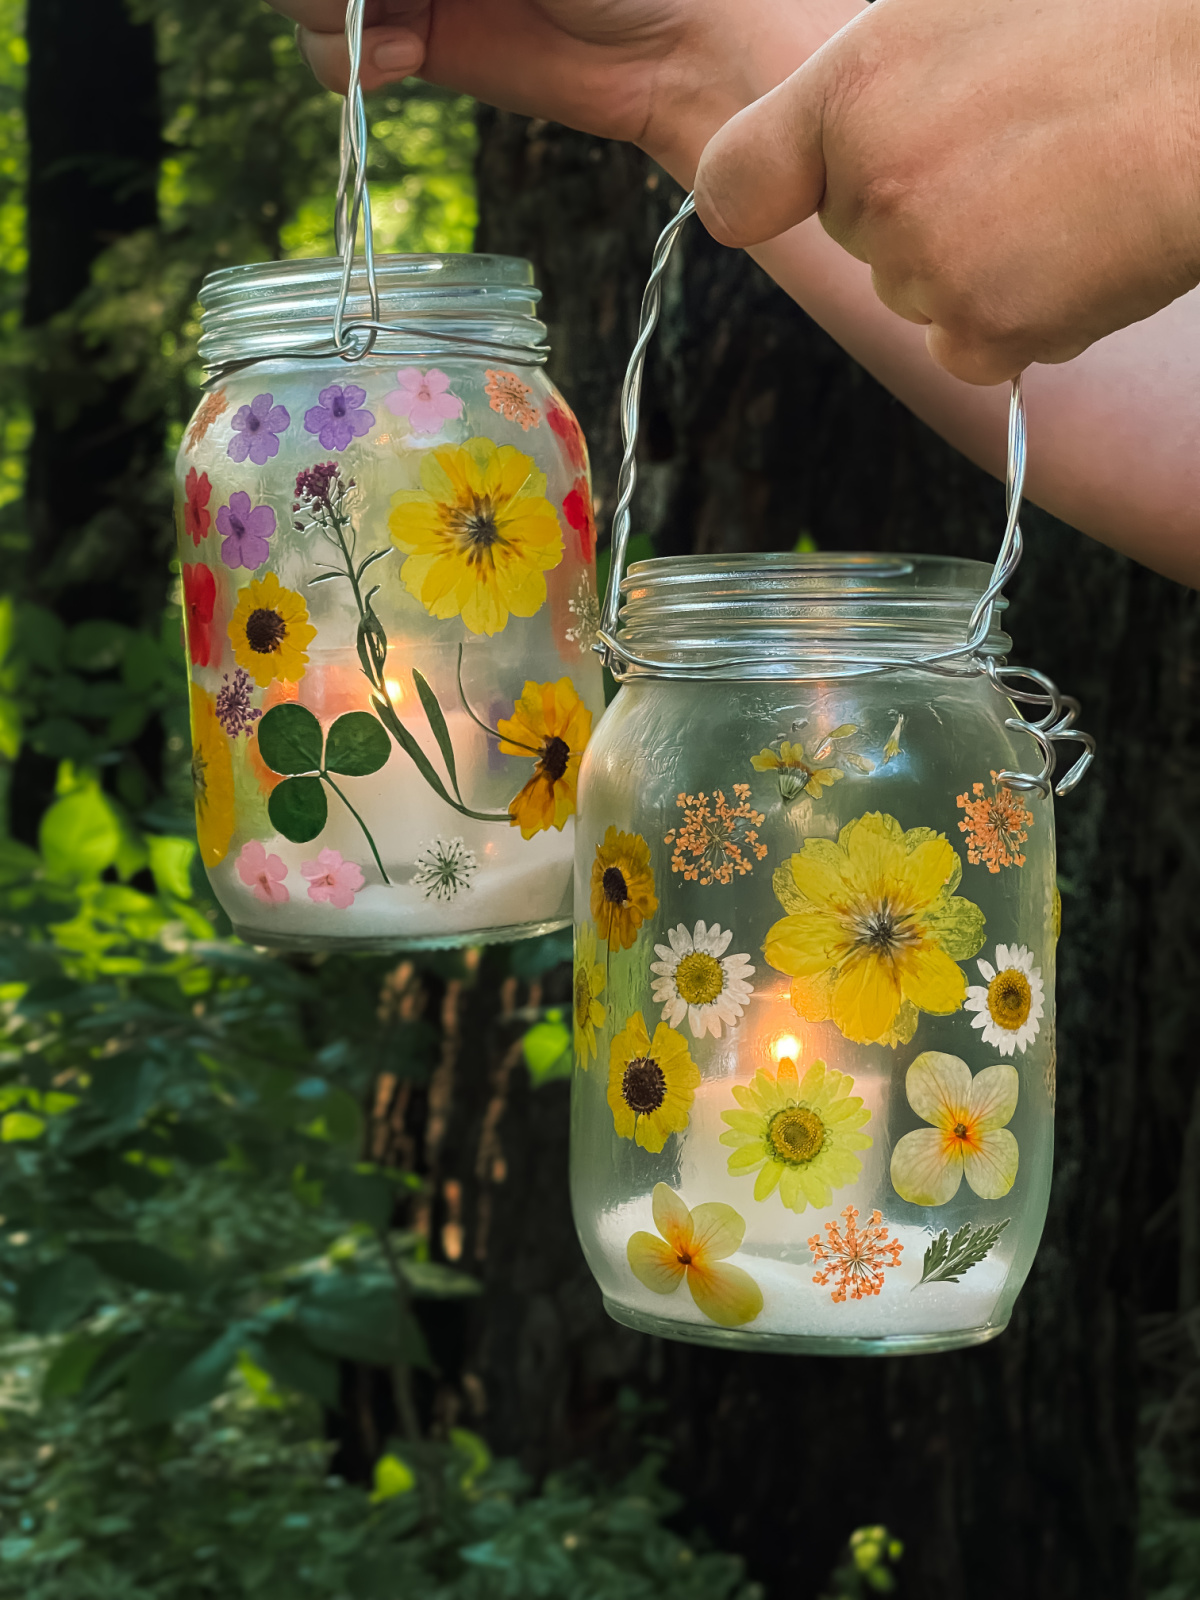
[597,192,1095,801]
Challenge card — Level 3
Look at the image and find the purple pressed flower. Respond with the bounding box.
[217,491,276,570]
[227,392,291,465]
[293,461,342,513]
[303,384,374,452]
[215,667,262,737]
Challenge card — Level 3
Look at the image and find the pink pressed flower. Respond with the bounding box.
[236,840,289,905]
[385,368,464,436]
[301,848,364,910]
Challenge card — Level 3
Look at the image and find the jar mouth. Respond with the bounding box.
[198,251,548,375]
[614,552,1011,679]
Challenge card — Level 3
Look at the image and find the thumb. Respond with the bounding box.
[693,60,829,247]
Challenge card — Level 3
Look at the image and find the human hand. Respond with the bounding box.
[267,0,861,184]
[693,0,1200,384]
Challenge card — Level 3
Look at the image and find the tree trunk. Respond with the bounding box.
[393,110,1198,1599]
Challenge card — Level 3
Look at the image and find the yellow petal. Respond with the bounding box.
[831,953,900,1044]
[963,1129,1019,1199]
[968,1063,1019,1131]
[763,909,847,977]
[687,1200,747,1263]
[790,970,835,1023]
[894,835,958,909]
[650,1182,693,1250]
[788,838,851,908]
[905,1052,973,1130]
[686,1259,763,1326]
[890,1126,964,1206]
[895,942,967,1016]
[627,1231,686,1296]
[750,749,781,771]
[752,1160,781,1197]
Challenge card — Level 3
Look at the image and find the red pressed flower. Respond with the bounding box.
[546,399,587,469]
[562,477,596,562]
[183,562,217,668]
[184,468,212,545]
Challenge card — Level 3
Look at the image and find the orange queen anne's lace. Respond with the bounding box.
[809,1206,904,1303]
[664,784,768,886]
[956,770,1034,873]
[485,368,540,431]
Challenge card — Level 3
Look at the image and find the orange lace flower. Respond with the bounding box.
[485,369,540,431]
[664,785,767,886]
[956,771,1033,872]
[186,388,229,450]
[809,1206,903,1303]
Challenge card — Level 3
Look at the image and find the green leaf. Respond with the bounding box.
[926,893,986,960]
[372,695,507,824]
[772,861,808,914]
[296,1275,430,1368]
[327,1169,396,1232]
[250,1324,341,1408]
[917,1219,1011,1286]
[412,669,460,795]
[257,703,324,775]
[521,1015,572,1085]
[16,1254,103,1335]
[125,1329,241,1426]
[1,1111,45,1141]
[401,1259,482,1299]
[268,776,328,843]
[42,1333,110,1401]
[370,1452,416,1503]
[146,835,196,900]
[80,1239,200,1293]
[39,785,121,881]
[324,711,391,776]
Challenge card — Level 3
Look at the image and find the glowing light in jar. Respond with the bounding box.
[771,1032,802,1063]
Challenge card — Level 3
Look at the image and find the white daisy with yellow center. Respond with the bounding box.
[963,943,1044,1056]
[650,921,755,1039]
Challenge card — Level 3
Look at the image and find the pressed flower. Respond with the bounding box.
[227,392,290,465]
[956,771,1033,872]
[964,944,1044,1055]
[387,436,564,637]
[302,848,364,909]
[607,1011,700,1153]
[184,468,212,545]
[763,811,985,1047]
[589,826,658,951]
[809,1206,904,1302]
[751,739,843,802]
[215,667,262,737]
[186,388,228,451]
[385,367,464,436]
[217,491,276,570]
[485,369,539,430]
[627,1183,763,1327]
[413,836,478,901]
[497,677,593,839]
[236,839,289,904]
[546,398,586,468]
[189,683,235,868]
[788,969,919,1050]
[304,383,375,451]
[228,572,317,688]
[650,921,754,1039]
[664,785,767,887]
[890,1051,1019,1206]
[573,921,607,1066]
[565,577,601,653]
[562,477,596,561]
[881,713,905,766]
[183,562,217,668]
[720,1056,872,1212]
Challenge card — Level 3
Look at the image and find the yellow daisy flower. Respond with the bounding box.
[228,572,317,688]
[387,436,564,637]
[189,682,235,867]
[763,811,985,1046]
[890,1051,1019,1206]
[719,1056,872,1212]
[750,739,843,801]
[607,1011,700,1154]
[573,922,606,1066]
[627,1183,763,1328]
[498,677,593,839]
[590,826,658,951]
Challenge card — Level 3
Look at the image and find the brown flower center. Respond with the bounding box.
[953,1122,970,1140]
[621,1056,666,1115]
[987,969,1032,1030]
[602,866,629,905]
[768,1105,825,1165]
[449,494,503,562]
[851,898,918,958]
[539,736,571,783]
[245,607,287,654]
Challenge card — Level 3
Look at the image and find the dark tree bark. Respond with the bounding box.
[383,111,1200,1600]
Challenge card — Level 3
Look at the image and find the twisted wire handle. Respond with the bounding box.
[596,191,1095,799]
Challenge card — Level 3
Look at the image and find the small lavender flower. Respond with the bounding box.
[215,667,262,736]
[303,384,375,452]
[217,491,276,569]
[227,392,290,465]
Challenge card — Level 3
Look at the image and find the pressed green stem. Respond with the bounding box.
[455,644,540,756]
[322,771,391,886]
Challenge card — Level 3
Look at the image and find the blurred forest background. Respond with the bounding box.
[1,1,1200,1597]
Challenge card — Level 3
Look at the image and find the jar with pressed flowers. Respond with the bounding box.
[175,253,604,950]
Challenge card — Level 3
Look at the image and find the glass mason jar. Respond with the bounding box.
[175,254,604,950]
[571,554,1056,1355]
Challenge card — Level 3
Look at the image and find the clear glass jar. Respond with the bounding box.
[175,254,604,950]
[571,554,1056,1355]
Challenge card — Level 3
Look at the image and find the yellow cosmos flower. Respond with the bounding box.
[228,572,317,688]
[189,683,235,867]
[498,677,593,839]
[573,921,606,1066]
[719,1056,872,1212]
[607,1011,699,1153]
[890,1051,1019,1206]
[387,436,564,637]
[750,739,843,801]
[763,811,985,1046]
[627,1183,763,1328]
[590,826,658,951]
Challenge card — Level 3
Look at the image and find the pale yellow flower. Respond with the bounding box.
[627,1183,763,1327]
[890,1051,1019,1206]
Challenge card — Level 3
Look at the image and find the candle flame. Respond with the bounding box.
[384,678,407,705]
[771,1032,801,1064]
